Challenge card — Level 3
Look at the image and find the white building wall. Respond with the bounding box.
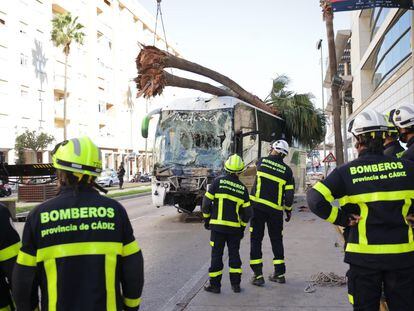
[0,0,190,175]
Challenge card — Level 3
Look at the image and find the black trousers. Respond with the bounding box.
[119,177,124,189]
[347,264,414,311]
[250,206,285,276]
[209,230,242,287]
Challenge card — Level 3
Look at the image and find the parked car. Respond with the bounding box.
[96,169,120,187]
[138,173,151,183]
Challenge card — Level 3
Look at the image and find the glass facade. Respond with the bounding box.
[370,7,392,40]
[371,8,391,40]
[372,11,412,89]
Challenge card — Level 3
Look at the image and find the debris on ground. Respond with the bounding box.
[304,272,347,294]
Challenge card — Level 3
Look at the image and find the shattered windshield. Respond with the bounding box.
[154,109,233,171]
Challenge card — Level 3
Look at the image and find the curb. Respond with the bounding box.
[113,191,151,202]
[15,192,152,221]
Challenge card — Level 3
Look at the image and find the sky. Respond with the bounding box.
[137,0,351,109]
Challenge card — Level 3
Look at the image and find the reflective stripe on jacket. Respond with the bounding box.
[307,151,414,270]
[250,155,294,212]
[203,173,252,233]
[14,187,143,311]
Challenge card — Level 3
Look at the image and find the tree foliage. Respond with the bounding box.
[51,13,85,55]
[15,130,55,164]
[265,75,326,149]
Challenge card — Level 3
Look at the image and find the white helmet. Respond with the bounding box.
[348,109,388,136]
[272,140,289,156]
[393,105,414,129]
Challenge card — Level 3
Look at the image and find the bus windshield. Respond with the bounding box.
[154,109,233,170]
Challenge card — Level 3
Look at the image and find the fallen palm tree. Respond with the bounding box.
[135,45,276,115]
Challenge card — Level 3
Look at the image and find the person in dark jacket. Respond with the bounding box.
[383,110,405,158]
[118,162,126,189]
[249,140,295,286]
[0,203,22,311]
[202,154,252,294]
[13,137,144,311]
[393,105,414,162]
[307,109,414,310]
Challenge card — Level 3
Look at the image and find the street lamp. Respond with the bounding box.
[316,39,327,176]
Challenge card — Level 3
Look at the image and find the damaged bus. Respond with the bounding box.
[141,96,284,212]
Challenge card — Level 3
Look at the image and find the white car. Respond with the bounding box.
[96,169,120,187]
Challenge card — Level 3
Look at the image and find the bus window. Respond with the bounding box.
[257,110,283,143]
[242,132,259,166]
[234,104,258,166]
[235,105,255,130]
[260,140,271,158]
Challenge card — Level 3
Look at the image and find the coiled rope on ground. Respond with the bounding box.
[304,272,346,293]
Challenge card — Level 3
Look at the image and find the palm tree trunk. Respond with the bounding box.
[136,46,276,115]
[63,52,68,140]
[325,9,344,165]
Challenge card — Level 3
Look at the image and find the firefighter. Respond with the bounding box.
[383,110,405,158]
[307,109,414,310]
[12,137,144,311]
[249,140,295,286]
[0,203,21,311]
[392,104,414,162]
[202,154,252,294]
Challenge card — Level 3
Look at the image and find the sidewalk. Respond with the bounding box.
[9,183,151,213]
[185,196,349,311]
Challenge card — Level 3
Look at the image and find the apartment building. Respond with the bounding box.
[324,8,412,161]
[0,0,183,178]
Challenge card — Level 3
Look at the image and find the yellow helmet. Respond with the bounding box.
[224,154,245,173]
[52,137,102,177]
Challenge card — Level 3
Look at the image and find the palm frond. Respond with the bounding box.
[266,75,326,149]
[51,12,85,53]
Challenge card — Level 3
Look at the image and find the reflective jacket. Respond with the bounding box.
[202,173,252,234]
[0,204,20,311]
[402,136,414,162]
[307,150,414,270]
[250,155,295,213]
[383,140,405,158]
[13,187,144,311]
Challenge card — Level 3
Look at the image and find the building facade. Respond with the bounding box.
[324,8,413,161]
[0,0,184,179]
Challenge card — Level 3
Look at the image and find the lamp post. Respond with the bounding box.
[317,39,327,176]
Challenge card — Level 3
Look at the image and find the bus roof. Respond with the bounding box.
[161,96,283,120]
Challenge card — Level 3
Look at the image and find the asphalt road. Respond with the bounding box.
[15,195,211,311]
[122,196,210,311]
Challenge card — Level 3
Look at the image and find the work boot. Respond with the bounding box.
[204,283,221,294]
[231,284,241,293]
[250,275,265,286]
[269,273,286,283]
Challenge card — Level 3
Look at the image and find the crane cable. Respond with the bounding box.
[153,0,169,52]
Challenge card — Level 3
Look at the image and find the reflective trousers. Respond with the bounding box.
[347,264,414,311]
[209,230,242,287]
[250,206,285,277]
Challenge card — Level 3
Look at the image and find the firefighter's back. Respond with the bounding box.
[23,188,137,310]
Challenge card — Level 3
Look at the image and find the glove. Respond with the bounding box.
[407,214,414,228]
[204,220,211,230]
[348,214,361,227]
[285,210,292,222]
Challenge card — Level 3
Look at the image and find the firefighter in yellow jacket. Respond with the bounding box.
[307,109,414,310]
[202,154,252,294]
[13,137,144,310]
[0,203,21,311]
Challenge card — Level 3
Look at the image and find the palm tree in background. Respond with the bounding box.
[51,12,85,140]
[265,75,326,150]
